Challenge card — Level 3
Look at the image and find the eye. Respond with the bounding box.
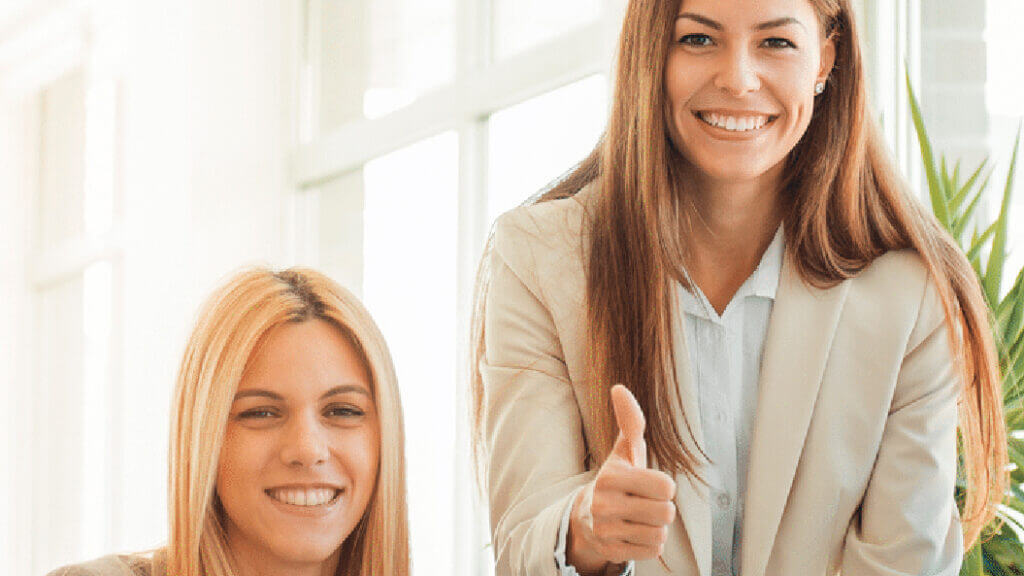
[238,407,280,420]
[678,33,714,47]
[763,37,796,49]
[325,404,366,419]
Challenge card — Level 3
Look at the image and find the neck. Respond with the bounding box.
[681,162,785,270]
[225,527,342,576]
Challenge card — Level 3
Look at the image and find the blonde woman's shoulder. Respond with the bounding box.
[46,550,164,576]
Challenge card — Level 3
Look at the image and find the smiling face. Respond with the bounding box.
[664,0,835,188]
[216,318,379,571]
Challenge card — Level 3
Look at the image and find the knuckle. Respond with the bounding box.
[660,501,677,524]
[656,473,677,498]
[655,526,669,545]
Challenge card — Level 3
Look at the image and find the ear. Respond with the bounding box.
[818,33,837,84]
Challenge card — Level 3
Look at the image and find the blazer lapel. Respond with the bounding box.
[739,253,850,576]
[670,290,712,576]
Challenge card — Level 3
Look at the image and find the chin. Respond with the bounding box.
[264,535,346,564]
[689,158,777,184]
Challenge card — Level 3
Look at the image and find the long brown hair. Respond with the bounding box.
[168,267,410,576]
[470,0,1006,548]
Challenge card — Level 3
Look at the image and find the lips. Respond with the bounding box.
[265,485,343,507]
[693,110,779,133]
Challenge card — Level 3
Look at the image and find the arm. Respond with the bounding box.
[483,212,676,575]
[481,212,596,575]
[840,278,963,575]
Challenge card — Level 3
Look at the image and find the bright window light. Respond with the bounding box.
[363,131,459,575]
[487,74,609,225]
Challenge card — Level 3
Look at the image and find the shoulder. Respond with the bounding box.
[853,248,929,296]
[848,248,947,345]
[492,182,596,263]
[47,552,159,576]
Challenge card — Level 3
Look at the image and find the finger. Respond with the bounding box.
[592,494,677,528]
[598,520,669,548]
[596,465,677,501]
[597,538,665,564]
[611,384,646,467]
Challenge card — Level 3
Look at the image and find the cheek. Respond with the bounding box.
[663,56,694,142]
[664,54,694,109]
[217,428,267,501]
[332,423,381,489]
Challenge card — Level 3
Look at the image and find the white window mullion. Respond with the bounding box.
[454,119,493,576]
[455,0,492,572]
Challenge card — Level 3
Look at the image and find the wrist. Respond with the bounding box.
[567,486,610,576]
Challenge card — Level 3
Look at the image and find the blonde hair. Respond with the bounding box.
[167,267,409,576]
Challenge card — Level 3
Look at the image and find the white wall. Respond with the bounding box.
[114,0,292,552]
[0,91,37,576]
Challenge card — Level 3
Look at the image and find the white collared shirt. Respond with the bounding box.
[555,225,784,576]
[679,225,784,576]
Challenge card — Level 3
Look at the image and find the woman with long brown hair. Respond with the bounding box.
[472,0,1006,574]
[51,267,410,576]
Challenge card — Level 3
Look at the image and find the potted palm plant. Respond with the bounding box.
[906,71,1024,576]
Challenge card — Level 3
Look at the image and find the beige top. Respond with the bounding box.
[481,181,962,575]
[47,550,165,576]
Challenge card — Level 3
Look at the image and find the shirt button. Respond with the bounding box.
[717,492,731,508]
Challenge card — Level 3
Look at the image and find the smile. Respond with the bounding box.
[695,111,777,133]
[265,486,342,507]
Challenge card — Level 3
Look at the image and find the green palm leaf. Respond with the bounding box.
[906,69,951,228]
[984,125,1021,303]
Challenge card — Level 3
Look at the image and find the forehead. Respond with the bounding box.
[676,0,822,28]
[238,318,372,397]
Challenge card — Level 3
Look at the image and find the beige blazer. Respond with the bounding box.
[480,182,962,576]
[46,551,165,576]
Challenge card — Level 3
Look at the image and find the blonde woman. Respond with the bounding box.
[51,267,409,576]
[471,0,1006,574]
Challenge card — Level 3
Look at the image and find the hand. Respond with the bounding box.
[567,385,677,574]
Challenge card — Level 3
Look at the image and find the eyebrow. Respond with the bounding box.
[677,13,807,32]
[233,383,371,402]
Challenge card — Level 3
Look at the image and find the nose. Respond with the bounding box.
[279,412,329,468]
[714,45,761,96]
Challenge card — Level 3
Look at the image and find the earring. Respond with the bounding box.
[815,81,826,95]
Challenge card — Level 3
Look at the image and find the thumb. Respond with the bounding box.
[611,384,647,468]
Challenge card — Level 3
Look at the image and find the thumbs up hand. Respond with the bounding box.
[567,385,678,574]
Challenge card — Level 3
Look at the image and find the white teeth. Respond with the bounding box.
[268,487,339,506]
[698,112,771,132]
